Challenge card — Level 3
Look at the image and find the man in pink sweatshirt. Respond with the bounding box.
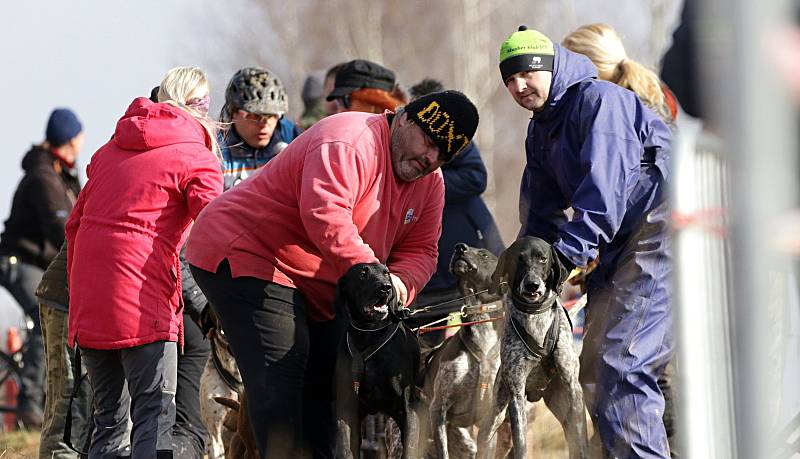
[186,90,479,458]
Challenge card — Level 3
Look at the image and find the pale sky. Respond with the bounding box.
[0,1,206,321]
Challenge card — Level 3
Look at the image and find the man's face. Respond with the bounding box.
[506,70,553,112]
[62,132,85,165]
[232,110,279,149]
[390,112,444,182]
[323,75,339,115]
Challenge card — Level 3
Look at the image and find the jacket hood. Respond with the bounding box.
[114,97,211,151]
[21,145,55,172]
[537,44,598,120]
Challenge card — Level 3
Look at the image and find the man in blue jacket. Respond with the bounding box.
[498,26,673,458]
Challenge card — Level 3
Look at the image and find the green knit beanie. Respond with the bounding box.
[499,25,555,83]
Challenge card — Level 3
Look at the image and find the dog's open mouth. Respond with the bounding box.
[372,303,389,314]
[451,258,474,275]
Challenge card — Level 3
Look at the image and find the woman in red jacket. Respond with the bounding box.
[66,67,224,459]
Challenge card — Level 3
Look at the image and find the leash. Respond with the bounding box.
[63,347,93,457]
[417,316,503,335]
[410,289,507,334]
[407,282,508,317]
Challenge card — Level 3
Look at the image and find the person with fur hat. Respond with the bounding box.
[492,26,674,458]
[326,59,407,114]
[186,90,479,457]
[219,66,302,190]
[0,108,84,428]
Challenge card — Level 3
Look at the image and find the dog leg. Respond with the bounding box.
[430,380,454,459]
[476,378,510,459]
[508,389,529,459]
[551,338,589,459]
[401,387,421,459]
[334,355,361,459]
[448,425,477,459]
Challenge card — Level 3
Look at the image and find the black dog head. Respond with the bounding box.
[450,243,501,304]
[336,263,397,328]
[490,237,569,306]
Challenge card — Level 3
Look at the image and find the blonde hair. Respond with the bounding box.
[562,23,665,111]
[157,66,221,160]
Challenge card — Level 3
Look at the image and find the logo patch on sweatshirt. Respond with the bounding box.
[404,208,416,224]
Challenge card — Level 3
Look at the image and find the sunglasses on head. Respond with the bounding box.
[236,110,279,124]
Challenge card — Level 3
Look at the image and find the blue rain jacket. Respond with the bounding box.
[519,45,672,272]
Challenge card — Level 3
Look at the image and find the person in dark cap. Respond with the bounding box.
[186,90,479,458]
[406,78,505,351]
[326,59,407,114]
[492,25,673,458]
[0,108,84,428]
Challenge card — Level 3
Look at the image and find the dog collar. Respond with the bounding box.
[511,290,558,314]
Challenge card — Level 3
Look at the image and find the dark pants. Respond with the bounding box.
[172,314,210,458]
[82,341,178,459]
[0,257,45,420]
[191,260,345,459]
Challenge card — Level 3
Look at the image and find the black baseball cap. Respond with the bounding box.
[326,59,396,101]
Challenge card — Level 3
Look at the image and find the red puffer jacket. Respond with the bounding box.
[67,98,223,350]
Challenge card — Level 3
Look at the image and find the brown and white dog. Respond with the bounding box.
[200,311,243,459]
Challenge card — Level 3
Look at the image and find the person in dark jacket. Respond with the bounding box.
[0,108,83,428]
[406,79,505,344]
[498,27,673,458]
[219,67,302,190]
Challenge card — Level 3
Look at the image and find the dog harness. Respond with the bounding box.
[509,293,573,361]
[451,330,502,426]
[346,321,402,394]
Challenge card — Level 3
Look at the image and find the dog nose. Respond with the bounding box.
[379,284,393,295]
[524,279,541,291]
[455,243,468,253]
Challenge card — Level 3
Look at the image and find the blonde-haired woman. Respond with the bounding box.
[66,66,223,458]
[563,23,679,126]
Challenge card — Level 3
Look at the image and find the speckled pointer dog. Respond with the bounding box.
[334,263,421,459]
[418,243,504,459]
[476,236,588,459]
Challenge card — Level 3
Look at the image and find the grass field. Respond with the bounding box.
[0,402,574,458]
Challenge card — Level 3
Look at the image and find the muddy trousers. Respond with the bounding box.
[81,341,177,459]
[580,203,674,459]
[38,304,93,459]
[191,260,345,459]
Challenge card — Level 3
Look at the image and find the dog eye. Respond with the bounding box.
[538,257,547,264]
[480,253,488,259]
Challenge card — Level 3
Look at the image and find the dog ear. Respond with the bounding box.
[490,242,519,295]
[333,271,350,320]
[548,246,570,291]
